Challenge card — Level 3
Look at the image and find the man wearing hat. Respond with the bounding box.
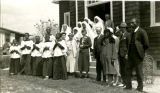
[118,22,129,87]
[66,33,78,76]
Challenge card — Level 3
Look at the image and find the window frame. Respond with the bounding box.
[150,1,160,27]
[64,12,70,26]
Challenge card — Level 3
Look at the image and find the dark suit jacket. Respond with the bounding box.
[93,35,103,59]
[127,27,149,59]
[119,32,129,57]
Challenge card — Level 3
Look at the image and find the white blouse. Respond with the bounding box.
[31,43,42,57]
[21,40,34,55]
[53,40,67,57]
[9,45,21,58]
[41,41,55,58]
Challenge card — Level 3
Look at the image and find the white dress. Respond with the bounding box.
[66,39,77,73]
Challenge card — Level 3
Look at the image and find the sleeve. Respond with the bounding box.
[142,29,149,50]
[61,41,68,55]
[40,43,44,53]
[9,46,13,53]
[30,41,34,50]
[112,43,117,60]
[93,37,97,57]
[17,46,21,55]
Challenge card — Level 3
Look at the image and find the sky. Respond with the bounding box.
[1,0,59,35]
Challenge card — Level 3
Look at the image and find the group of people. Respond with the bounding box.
[9,14,149,92]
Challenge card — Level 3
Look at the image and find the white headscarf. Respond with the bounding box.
[93,16,104,35]
[61,24,71,40]
[84,17,94,28]
[73,27,82,41]
[82,21,96,48]
[77,21,83,30]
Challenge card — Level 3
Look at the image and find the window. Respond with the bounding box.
[64,12,70,26]
[157,61,160,70]
[150,1,160,27]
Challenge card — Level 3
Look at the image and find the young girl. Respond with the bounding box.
[66,33,78,76]
[9,39,21,75]
[31,36,42,76]
[53,33,67,80]
[20,33,34,75]
[41,34,55,80]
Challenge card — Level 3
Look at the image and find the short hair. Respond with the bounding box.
[104,29,110,35]
[56,33,62,39]
[61,32,66,35]
[25,33,29,36]
[131,18,140,24]
[82,29,87,33]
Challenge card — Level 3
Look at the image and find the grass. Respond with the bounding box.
[0,70,142,93]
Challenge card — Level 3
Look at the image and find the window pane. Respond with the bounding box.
[155,1,160,22]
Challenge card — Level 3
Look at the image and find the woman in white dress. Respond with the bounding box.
[61,24,71,41]
[66,33,78,76]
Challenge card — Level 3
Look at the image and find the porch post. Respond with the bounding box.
[84,0,88,17]
[76,0,78,26]
[110,0,113,20]
[122,0,125,22]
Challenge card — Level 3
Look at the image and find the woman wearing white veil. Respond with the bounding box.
[61,24,72,40]
[93,16,105,35]
[84,17,94,29]
[82,21,96,49]
[77,22,83,32]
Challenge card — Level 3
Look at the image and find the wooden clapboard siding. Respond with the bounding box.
[78,1,85,21]
[59,1,70,30]
[69,1,76,29]
[113,1,122,26]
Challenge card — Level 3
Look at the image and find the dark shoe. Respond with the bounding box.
[79,74,83,78]
[136,88,143,92]
[85,74,89,78]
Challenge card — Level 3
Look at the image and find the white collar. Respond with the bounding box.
[134,26,139,32]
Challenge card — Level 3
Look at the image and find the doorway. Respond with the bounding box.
[87,2,110,22]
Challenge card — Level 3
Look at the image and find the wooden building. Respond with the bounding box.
[54,0,160,75]
[0,27,24,48]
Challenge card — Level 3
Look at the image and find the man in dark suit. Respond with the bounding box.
[93,27,105,82]
[125,18,149,92]
[118,22,129,87]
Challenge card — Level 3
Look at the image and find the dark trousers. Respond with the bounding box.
[10,58,20,74]
[20,54,32,75]
[126,46,143,90]
[96,56,106,81]
[119,56,127,84]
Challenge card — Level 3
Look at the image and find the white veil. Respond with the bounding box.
[93,16,104,35]
[82,21,96,48]
[61,24,71,40]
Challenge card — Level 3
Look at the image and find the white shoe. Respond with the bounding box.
[43,76,49,80]
[118,84,124,87]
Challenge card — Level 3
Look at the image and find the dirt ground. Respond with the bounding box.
[0,69,160,93]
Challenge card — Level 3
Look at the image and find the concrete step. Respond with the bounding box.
[89,72,96,79]
[90,61,96,67]
[89,66,96,73]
